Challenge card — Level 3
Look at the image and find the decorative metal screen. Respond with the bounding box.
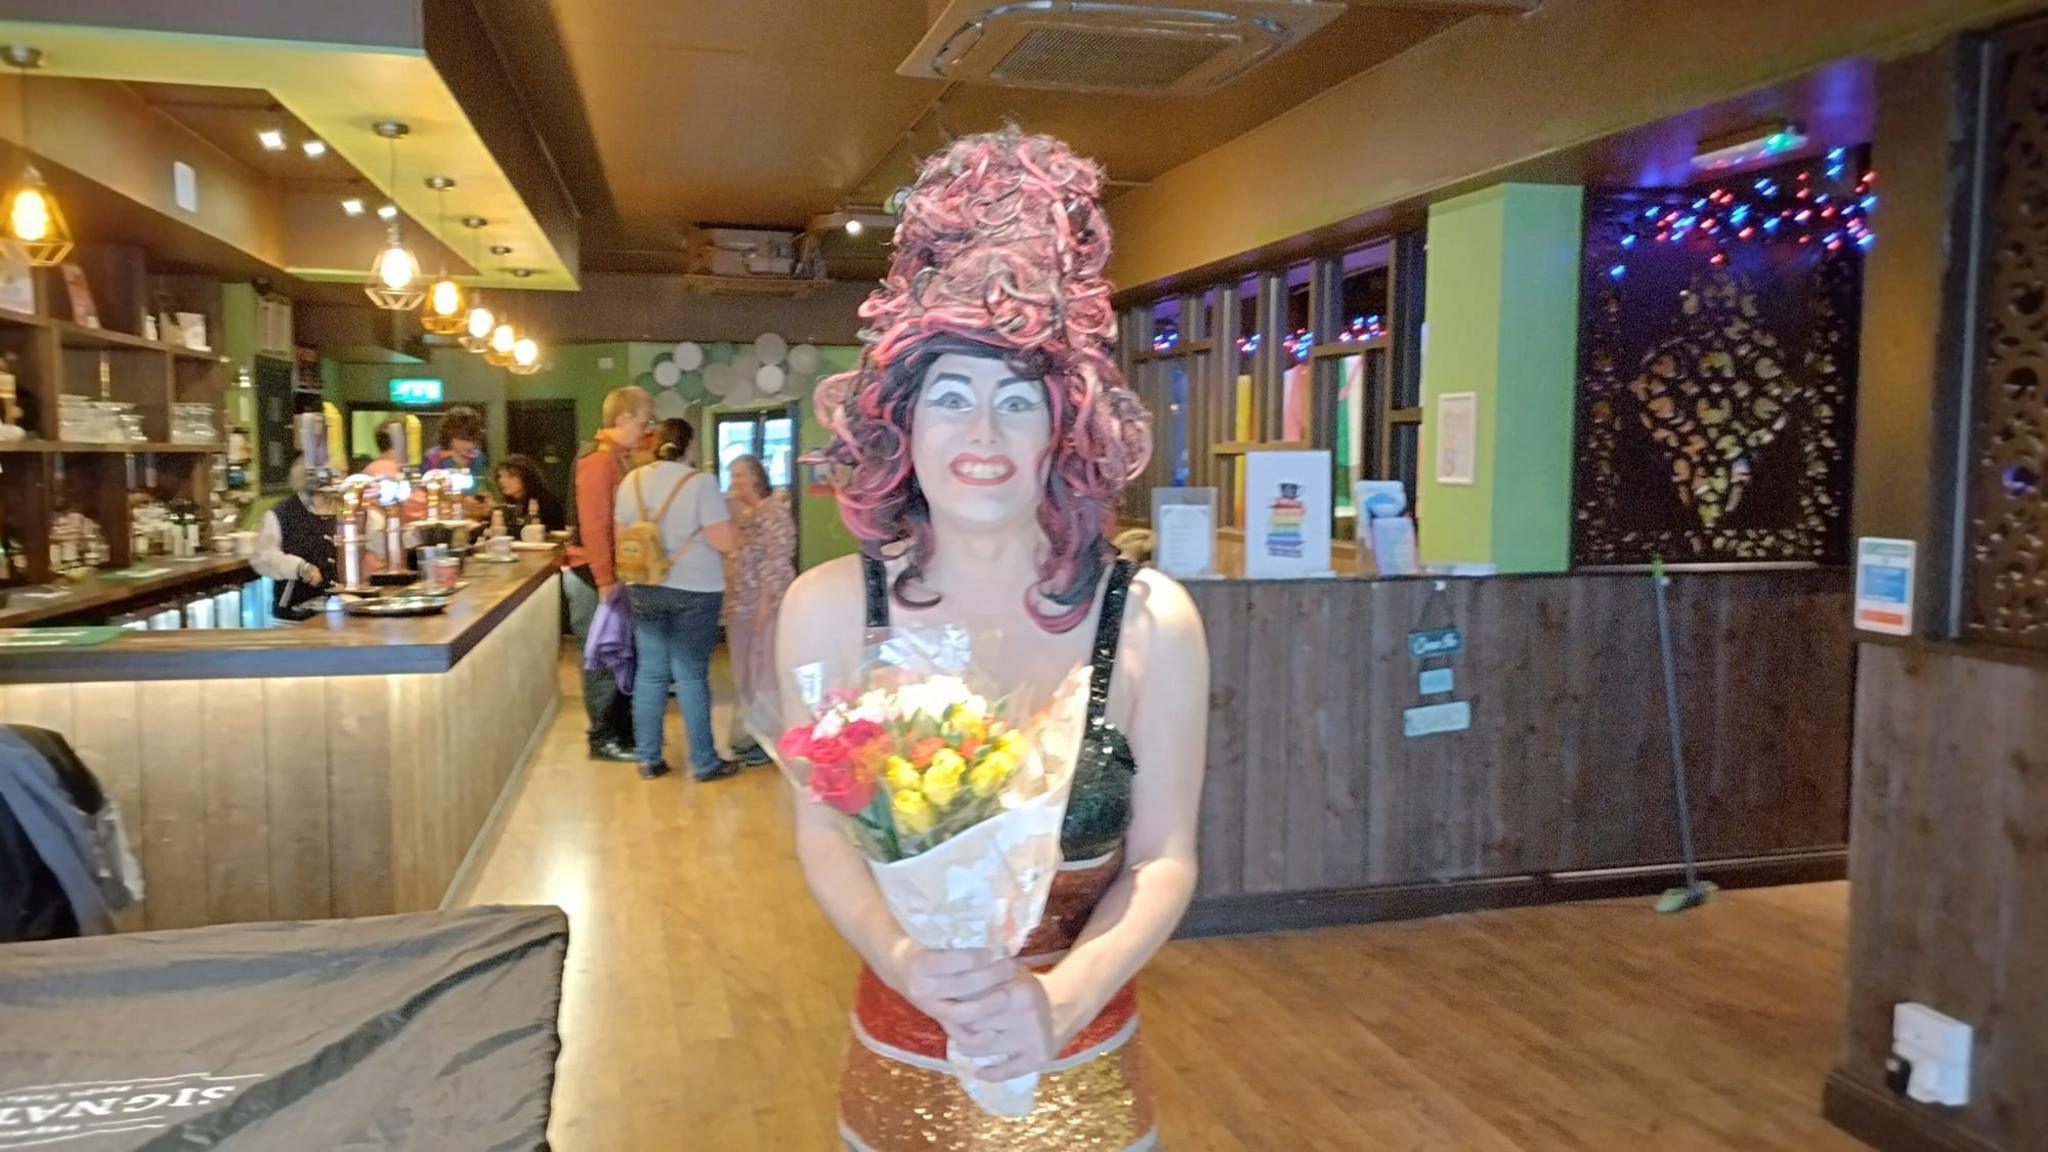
[1966,24,2048,646]
[1574,158,1867,567]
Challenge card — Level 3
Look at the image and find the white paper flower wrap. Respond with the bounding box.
[862,666,1091,1117]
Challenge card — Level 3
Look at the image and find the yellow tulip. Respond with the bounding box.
[892,789,935,836]
[922,758,964,808]
[930,748,965,776]
[885,756,921,795]
[997,729,1027,758]
[969,750,1014,798]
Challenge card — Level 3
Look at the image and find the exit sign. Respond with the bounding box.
[390,378,443,405]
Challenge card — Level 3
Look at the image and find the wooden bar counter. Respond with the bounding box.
[0,552,563,932]
[1176,564,1854,935]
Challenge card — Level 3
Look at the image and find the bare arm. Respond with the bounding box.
[780,557,1018,1014]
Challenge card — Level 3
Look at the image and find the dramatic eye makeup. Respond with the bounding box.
[993,379,1047,413]
[922,375,976,410]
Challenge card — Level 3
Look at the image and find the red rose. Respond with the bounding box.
[841,719,884,747]
[807,734,852,768]
[777,726,815,763]
[810,758,875,814]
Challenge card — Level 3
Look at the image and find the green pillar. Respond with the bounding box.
[1417,184,1583,572]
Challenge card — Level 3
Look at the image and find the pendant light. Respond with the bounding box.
[485,315,518,367]
[363,122,424,311]
[458,218,494,352]
[418,176,467,334]
[509,332,542,376]
[2,46,72,267]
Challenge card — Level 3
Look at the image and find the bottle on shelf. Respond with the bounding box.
[519,500,546,544]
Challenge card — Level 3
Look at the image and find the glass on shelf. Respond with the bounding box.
[170,402,220,445]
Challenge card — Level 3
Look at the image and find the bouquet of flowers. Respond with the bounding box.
[751,625,1091,1116]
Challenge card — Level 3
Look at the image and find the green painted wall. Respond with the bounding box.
[1417,184,1582,573]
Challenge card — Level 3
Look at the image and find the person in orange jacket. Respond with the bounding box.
[563,386,653,762]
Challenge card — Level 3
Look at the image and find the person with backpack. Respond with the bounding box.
[615,417,747,782]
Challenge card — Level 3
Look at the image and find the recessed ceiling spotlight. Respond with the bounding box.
[490,244,512,256]
[376,203,398,221]
[302,138,327,158]
[340,197,365,216]
[510,268,533,278]
[257,128,286,151]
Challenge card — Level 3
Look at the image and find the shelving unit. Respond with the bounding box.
[1,279,228,589]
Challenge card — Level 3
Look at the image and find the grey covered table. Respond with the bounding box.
[0,905,567,1150]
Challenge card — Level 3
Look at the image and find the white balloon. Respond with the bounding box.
[787,343,821,375]
[730,349,761,380]
[754,332,788,366]
[653,389,690,420]
[652,359,681,388]
[725,379,758,407]
[673,342,704,371]
[755,363,786,394]
[702,363,735,396]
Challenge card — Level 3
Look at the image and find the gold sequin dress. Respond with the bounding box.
[839,557,1155,1151]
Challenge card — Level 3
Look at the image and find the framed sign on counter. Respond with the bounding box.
[1243,450,1333,578]
[1151,487,1218,579]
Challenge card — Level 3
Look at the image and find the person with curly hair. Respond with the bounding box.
[776,128,1209,1150]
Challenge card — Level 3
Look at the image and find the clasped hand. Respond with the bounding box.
[895,944,1063,1082]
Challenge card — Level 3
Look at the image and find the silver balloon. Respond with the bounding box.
[755,363,786,395]
[673,342,705,371]
[787,343,821,375]
[754,332,788,366]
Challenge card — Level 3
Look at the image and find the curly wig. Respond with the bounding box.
[811,128,1151,633]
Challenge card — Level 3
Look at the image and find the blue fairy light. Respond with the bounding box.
[1608,264,1627,281]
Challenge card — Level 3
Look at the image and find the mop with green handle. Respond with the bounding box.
[1651,556,1718,914]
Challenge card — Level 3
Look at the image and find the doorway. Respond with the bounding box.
[506,399,580,512]
[711,406,798,493]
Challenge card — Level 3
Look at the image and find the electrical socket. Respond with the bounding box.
[1892,1002,1972,1107]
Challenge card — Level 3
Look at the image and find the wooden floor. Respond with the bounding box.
[458,649,1867,1151]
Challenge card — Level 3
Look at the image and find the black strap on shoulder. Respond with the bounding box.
[862,554,890,629]
[1086,559,1137,725]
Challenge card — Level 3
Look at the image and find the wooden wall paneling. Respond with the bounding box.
[200,679,271,923]
[137,680,207,930]
[1320,583,1369,889]
[1363,580,1412,884]
[386,671,448,912]
[1283,582,1330,889]
[262,676,332,921]
[327,672,394,918]
[1189,582,1248,898]
[1836,645,2048,1152]
[64,681,144,931]
[1240,583,1296,892]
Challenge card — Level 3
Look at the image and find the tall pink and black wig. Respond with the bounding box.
[811,128,1152,633]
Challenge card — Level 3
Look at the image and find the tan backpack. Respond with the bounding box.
[614,468,702,586]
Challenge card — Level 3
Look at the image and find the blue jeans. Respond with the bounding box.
[628,585,724,775]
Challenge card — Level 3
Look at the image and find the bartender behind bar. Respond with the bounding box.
[252,457,393,614]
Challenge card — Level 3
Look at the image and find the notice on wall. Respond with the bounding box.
[1244,450,1333,578]
[1435,392,1478,486]
[1854,537,1916,636]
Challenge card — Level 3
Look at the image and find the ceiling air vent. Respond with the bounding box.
[901,0,1345,94]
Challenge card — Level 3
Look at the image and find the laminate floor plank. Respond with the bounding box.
[459,651,1862,1151]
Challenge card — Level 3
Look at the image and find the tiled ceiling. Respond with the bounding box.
[487,0,1482,272]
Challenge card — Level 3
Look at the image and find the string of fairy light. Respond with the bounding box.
[1150,313,1388,359]
[1605,148,1876,282]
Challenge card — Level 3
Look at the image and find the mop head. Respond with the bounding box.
[1655,881,1720,914]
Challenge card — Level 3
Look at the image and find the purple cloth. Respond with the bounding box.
[584,596,635,694]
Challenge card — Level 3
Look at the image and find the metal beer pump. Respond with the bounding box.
[379,419,415,573]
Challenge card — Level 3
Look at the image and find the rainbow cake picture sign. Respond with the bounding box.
[1244,450,1333,578]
